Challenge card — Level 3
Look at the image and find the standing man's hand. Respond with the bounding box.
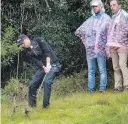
[111,46,119,50]
[80,37,86,43]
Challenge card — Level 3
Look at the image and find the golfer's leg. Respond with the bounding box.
[28,69,45,107]
[43,66,59,108]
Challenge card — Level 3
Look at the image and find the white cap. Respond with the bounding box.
[90,0,105,15]
[90,0,101,6]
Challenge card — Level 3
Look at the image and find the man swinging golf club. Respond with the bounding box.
[17,34,61,109]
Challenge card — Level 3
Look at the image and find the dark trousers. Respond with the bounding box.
[28,63,61,108]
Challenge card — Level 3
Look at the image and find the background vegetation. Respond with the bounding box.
[1,0,128,87]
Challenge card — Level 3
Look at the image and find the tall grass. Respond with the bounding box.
[2,71,127,124]
[2,92,128,124]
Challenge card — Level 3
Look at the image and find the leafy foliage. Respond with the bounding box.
[1,0,128,85]
[53,71,88,96]
[53,70,114,96]
[2,78,27,103]
[1,26,20,67]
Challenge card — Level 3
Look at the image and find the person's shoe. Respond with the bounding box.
[42,106,50,110]
[87,90,95,94]
[113,88,123,93]
[99,89,106,93]
[43,103,50,109]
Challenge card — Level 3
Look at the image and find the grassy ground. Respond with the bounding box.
[1,91,128,124]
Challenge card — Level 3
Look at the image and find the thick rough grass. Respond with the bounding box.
[2,91,128,124]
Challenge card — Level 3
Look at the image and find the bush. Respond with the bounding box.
[53,70,114,96]
[53,70,88,96]
[2,78,28,104]
[1,26,20,68]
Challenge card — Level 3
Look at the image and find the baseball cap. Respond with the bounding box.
[90,0,100,6]
[17,34,28,46]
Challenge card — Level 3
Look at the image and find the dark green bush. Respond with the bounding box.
[52,71,88,96]
[53,70,114,96]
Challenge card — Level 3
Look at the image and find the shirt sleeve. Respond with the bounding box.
[41,41,52,58]
[32,56,44,68]
[36,37,52,58]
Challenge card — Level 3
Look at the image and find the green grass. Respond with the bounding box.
[1,91,128,124]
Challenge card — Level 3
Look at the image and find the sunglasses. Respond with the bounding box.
[92,5,98,8]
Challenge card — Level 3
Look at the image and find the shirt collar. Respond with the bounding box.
[30,45,33,49]
[112,9,121,18]
[94,12,103,18]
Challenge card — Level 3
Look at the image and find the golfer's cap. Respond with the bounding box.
[17,34,27,46]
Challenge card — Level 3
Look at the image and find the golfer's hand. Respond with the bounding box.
[43,66,49,74]
[43,63,51,74]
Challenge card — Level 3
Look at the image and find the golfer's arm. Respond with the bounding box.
[32,57,44,68]
[46,57,51,67]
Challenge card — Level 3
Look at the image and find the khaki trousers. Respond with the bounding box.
[111,49,128,89]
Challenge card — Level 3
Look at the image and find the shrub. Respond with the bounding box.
[53,70,88,96]
[2,78,28,104]
[53,70,114,96]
